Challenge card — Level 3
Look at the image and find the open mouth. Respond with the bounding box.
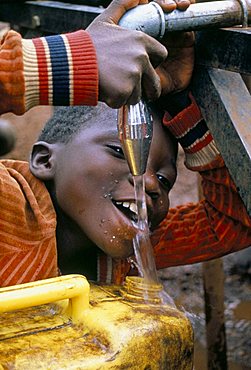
[113,200,138,223]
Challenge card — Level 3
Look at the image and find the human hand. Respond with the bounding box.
[155,0,192,12]
[87,0,168,108]
[155,0,195,95]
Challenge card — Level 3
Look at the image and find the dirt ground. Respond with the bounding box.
[1,109,251,370]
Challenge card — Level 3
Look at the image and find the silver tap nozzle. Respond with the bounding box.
[117,100,153,176]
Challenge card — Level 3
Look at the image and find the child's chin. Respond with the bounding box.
[104,244,134,260]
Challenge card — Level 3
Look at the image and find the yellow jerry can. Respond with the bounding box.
[0,274,193,369]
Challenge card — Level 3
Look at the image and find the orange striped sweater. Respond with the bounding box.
[0,160,58,286]
[1,98,251,286]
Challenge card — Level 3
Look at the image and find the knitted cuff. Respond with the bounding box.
[163,93,220,170]
[0,30,26,115]
[22,30,98,111]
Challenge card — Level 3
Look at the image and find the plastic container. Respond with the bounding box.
[0,274,193,369]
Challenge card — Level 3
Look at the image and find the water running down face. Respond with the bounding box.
[31,104,177,262]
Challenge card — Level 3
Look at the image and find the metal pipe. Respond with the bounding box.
[119,0,251,38]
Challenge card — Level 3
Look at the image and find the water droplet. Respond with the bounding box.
[114,179,119,184]
[101,219,105,223]
[104,230,108,235]
[112,235,116,239]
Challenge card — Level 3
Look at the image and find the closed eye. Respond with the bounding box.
[157,174,172,191]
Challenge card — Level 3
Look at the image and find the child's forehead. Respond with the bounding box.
[95,105,162,127]
[89,106,118,130]
[82,104,165,141]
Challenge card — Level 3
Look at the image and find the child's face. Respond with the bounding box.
[49,108,177,259]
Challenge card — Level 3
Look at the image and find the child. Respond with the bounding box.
[1,94,251,287]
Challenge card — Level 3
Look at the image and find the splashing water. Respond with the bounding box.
[132,175,175,306]
[118,101,175,306]
[132,175,158,283]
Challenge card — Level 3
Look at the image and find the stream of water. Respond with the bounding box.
[132,175,158,283]
[132,175,175,306]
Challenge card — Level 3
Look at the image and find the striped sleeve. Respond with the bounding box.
[0,30,98,115]
[163,93,220,170]
[0,30,25,115]
[22,30,98,111]
[0,161,58,287]
[150,94,251,269]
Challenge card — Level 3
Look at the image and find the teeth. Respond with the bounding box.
[129,203,137,214]
[115,201,137,214]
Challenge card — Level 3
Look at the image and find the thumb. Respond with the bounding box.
[99,0,148,25]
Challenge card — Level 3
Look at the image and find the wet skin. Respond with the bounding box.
[31,106,177,278]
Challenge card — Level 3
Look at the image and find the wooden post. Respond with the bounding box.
[202,258,228,370]
[198,177,228,370]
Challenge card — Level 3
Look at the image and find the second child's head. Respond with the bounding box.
[30,104,177,267]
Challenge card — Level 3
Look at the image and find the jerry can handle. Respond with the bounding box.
[0,274,90,323]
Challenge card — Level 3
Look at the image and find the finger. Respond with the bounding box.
[98,0,148,24]
[155,0,191,11]
[161,31,195,48]
[143,33,168,67]
[154,0,177,12]
[155,66,174,95]
[142,65,162,101]
[174,0,191,11]
[126,84,142,106]
[101,79,141,108]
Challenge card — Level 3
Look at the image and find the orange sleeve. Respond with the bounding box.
[151,95,251,268]
[0,30,25,115]
[0,29,98,115]
[0,160,58,287]
[152,159,251,269]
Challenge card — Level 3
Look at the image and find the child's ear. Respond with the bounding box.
[30,141,56,181]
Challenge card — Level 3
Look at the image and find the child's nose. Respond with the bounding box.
[140,168,161,199]
[144,170,161,200]
[128,170,161,200]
